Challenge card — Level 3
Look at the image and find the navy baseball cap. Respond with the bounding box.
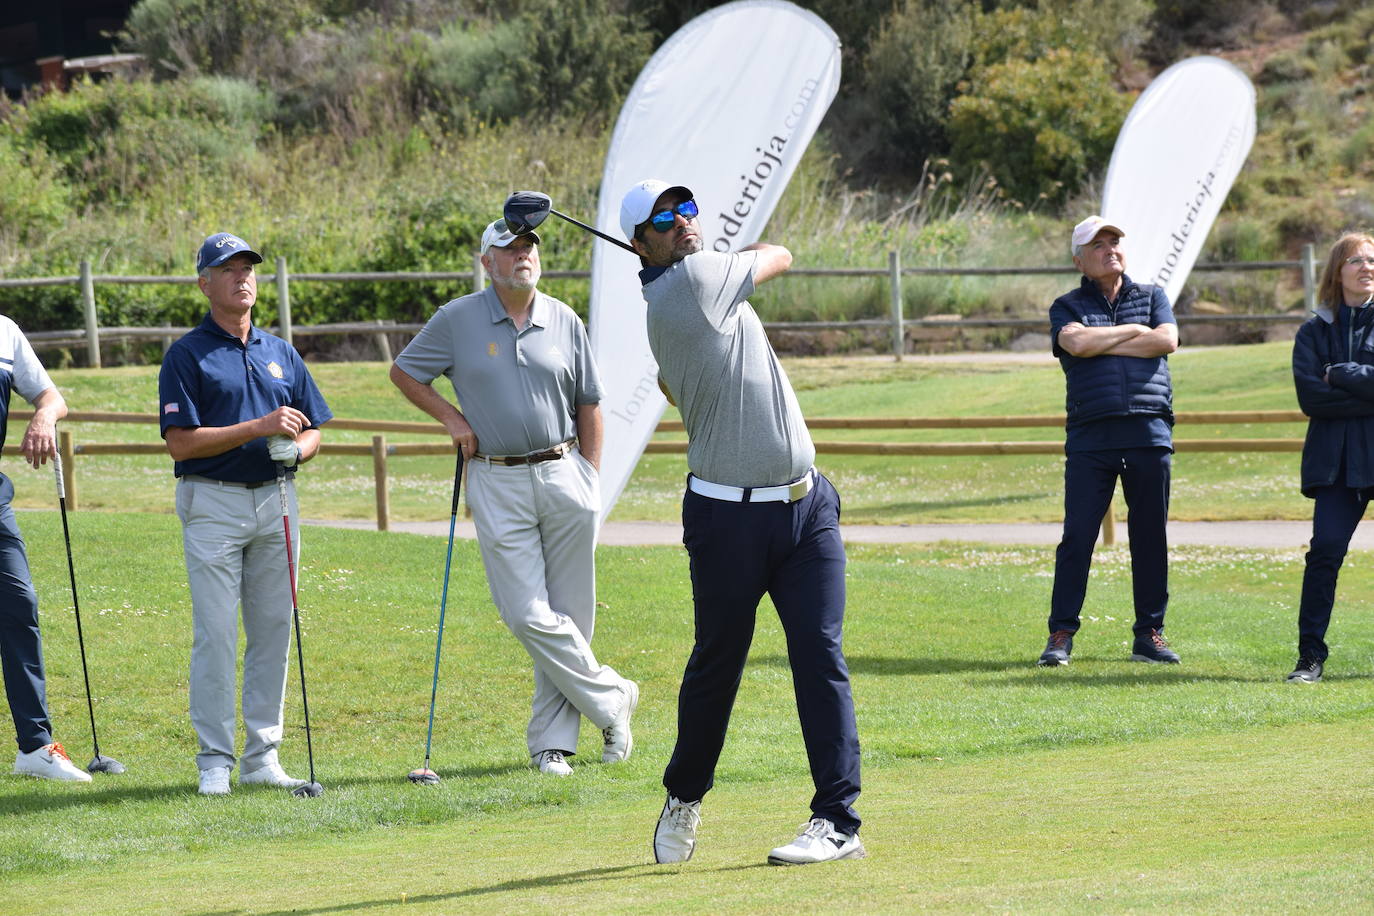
[197,232,264,272]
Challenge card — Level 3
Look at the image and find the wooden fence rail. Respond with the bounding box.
[1,247,1320,364]
[10,409,1309,543]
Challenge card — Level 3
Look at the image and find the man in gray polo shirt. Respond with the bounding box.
[621,179,863,867]
[389,218,637,777]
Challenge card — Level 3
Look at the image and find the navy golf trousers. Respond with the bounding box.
[1049,447,1171,636]
[664,471,862,835]
[1296,485,1369,662]
[0,474,52,753]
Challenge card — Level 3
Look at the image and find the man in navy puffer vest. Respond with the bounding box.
[1037,216,1181,667]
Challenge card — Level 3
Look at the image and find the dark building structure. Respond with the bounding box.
[1,1,138,98]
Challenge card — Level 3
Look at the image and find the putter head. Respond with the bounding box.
[291,781,324,798]
[87,754,126,775]
[407,767,440,786]
[503,191,552,235]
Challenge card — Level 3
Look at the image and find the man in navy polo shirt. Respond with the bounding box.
[1,314,94,783]
[159,232,332,795]
[1040,216,1180,667]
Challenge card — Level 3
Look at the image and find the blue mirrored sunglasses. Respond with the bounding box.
[649,199,699,232]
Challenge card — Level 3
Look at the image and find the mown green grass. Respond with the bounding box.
[1,512,1371,912]
[23,342,1311,526]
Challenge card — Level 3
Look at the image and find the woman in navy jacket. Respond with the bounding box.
[1289,232,1374,682]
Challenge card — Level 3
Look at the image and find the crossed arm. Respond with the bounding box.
[1056,321,1179,358]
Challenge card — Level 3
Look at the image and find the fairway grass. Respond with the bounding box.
[7,722,1373,914]
[1,513,1372,911]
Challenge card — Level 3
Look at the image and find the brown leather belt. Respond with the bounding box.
[475,439,576,467]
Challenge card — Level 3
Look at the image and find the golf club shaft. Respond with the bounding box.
[53,454,103,757]
[550,209,639,254]
[276,465,318,784]
[420,450,464,771]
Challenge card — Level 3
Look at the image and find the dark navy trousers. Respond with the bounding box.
[0,474,53,753]
[1297,485,1369,662]
[1049,447,1171,636]
[664,472,861,835]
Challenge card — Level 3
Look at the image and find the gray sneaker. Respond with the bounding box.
[1037,630,1073,666]
[654,795,702,863]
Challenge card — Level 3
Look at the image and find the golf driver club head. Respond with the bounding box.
[503,191,552,235]
[87,754,126,775]
[291,781,325,798]
[407,767,440,785]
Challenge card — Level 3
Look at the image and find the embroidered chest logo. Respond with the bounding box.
[488,342,499,357]
[266,361,284,379]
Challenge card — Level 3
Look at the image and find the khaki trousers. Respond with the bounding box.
[466,449,629,756]
[177,477,298,773]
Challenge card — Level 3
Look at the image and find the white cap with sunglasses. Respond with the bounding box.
[481,218,540,255]
[620,179,695,240]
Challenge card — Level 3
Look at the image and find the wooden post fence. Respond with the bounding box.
[889,250,904,361]
[372,434,390,531]
[27,410,1309,541]
[80,260,100,369]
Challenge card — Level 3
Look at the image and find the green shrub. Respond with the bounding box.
[123,0,322,77]
[969,0,1154,71]
[12,76,274,202]
[421,0,650,126]
[0,134,72,268]
[948,48,1129,206]
[855,0,975,176]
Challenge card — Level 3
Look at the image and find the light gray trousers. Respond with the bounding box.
[466,449,628,756]
[176,477,298,773]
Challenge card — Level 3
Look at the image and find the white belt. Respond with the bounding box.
[687,469,815,504]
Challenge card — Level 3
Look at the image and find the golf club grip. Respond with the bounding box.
[53,452,65,500]
[450,452,464,516]
[550,210,638,254]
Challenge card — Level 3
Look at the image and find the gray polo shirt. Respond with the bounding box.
[643,250,814,487]
[394,286,602,456]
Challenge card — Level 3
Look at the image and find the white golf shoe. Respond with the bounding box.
[239,760,308,789]
[530,750,573,777]
[13,743,92,782]
[198,765,231,795]
[767,817,866,866]
[602,679,639,763]
[653,795,702,863]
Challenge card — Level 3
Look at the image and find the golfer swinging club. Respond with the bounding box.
[621,179,864,866]
[390,218,637,777]
[159,232,333,795]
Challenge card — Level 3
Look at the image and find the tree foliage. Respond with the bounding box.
[948,48,1130,204]
[855,0,976,177]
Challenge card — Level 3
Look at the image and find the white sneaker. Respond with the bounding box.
[654,795,702,863]
[198,765,231,795]
[767,817,866,866]
[13,743,92,782]
[239,760,307,789]
[602,679,639,763]
[530,749,573,777]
